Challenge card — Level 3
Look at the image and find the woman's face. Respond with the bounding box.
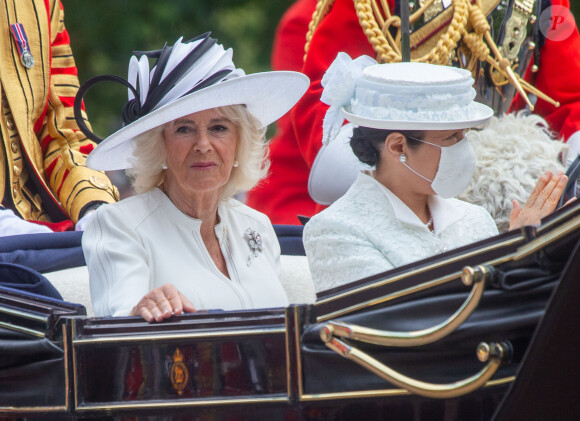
[404,129,465,193]
[163,108,238,197]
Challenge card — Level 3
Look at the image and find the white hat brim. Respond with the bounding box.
[87,71,309,171]
[342,101,494,131]
[308,124,368,205]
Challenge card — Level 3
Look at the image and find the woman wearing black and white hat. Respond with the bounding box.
[303,53,568,292]
[76,34,309,321]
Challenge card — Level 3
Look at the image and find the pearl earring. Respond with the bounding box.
[161,164,168,170]
[233,161,239,168]
[399,154,407,163]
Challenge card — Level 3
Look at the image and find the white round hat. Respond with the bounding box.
[320,54,493,145]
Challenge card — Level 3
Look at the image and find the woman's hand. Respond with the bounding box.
[509,171,568,230]
[130,284,196,322]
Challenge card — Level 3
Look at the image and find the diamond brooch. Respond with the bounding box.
[245,228,264,266]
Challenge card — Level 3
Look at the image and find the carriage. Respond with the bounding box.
[2,199,580,420]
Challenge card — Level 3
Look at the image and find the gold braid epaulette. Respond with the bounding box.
[303,0,559,109]
[355,0,469,64]
[355,0,401,62]
[304,0,469,65]
[304,0,336,61]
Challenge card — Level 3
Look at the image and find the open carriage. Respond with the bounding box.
[1,202,580,420]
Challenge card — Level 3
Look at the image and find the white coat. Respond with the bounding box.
[82,188,288,316]
[304,173,499,292]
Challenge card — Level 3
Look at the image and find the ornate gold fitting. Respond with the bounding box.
[419,0,444,22]
[170,347,189,396]
[461,264,493,286]
[500,0,535,61]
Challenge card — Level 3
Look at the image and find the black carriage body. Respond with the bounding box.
[2,204,580,419]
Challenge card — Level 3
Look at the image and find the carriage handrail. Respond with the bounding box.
[322,336,510,399]
[319,264,490,347]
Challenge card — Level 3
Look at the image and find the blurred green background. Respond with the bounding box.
[65,0,294,137]
[64,1,579,137]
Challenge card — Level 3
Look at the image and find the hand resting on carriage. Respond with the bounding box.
[129,284,197,323]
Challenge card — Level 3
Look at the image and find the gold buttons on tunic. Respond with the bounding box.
[89,175,109,189]
[11,141,18,153]
[6,118,15,130]
[13,165,21,176]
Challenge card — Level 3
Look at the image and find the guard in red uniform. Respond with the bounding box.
[247,0,580,224]
[246,0,318,224]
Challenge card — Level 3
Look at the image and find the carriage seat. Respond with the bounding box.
[44,254,314,317]
[22,225,315,317]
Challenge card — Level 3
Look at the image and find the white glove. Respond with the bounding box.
[75,209,97,231]
[565,131,580,167]
[0,209,53,236]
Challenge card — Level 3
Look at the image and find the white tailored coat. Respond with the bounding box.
[304,173,499,292]
[82,188,288,317]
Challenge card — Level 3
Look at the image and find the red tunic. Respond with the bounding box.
[245,0,318,224]
[248,0,580,224]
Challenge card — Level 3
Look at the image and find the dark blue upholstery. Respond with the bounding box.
[0,231,85,273]
[273,224,305,256]
[0,225,305,298]
[0,263,62,300]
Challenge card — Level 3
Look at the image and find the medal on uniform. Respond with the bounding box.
[10,23,35,69]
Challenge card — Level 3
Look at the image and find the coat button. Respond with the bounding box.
[6,118,15,130]
[11,141,18,153]
[89,175,108,189]
[13,165,21,176]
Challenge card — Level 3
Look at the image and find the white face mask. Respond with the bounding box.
[400,135,476,199]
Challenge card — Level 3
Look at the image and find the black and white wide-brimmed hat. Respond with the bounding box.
[74,33,309,171]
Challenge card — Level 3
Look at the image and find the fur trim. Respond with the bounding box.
[459,112,565,233]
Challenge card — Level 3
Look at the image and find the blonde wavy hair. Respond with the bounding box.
[127,105,269,200]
